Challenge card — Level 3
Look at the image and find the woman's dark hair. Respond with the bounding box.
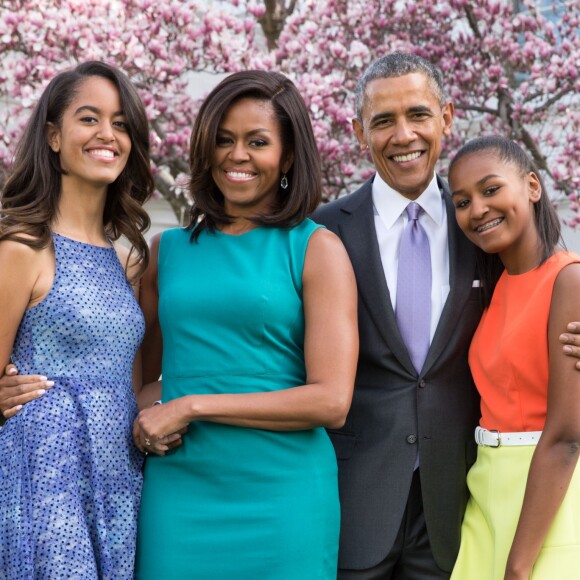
[0,60,153,280]
[187,70,322,239]
[449,135,562,305]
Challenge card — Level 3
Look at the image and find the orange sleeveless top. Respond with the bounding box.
[469,251,580,432]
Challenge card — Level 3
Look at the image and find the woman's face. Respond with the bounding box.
[211,97,289,218]
[47,76,131,193]
[450,151,541,263]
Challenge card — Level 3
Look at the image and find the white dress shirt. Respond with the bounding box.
[372,173,450,345]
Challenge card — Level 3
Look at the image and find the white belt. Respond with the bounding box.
[475,426,542,447]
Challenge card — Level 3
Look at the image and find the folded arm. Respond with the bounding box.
[133,228,358,448]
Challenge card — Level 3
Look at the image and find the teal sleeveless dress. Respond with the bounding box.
[136,220,340,579]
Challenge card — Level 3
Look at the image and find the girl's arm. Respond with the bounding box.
[505,262,580,580]
[134,228,358,447]
[0,241,48,414]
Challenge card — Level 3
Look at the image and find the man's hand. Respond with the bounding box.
[0,364,54,419]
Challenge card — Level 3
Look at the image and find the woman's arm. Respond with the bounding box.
[0,241,48,417]
[135,233,163,408]
[134,228,358,446]
[505,263,580,580]
[131,233,182,455]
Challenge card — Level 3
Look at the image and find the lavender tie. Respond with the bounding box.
[396,202,431,373]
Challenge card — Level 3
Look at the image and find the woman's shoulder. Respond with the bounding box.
[556,250,580,266]
[157,227,191,250]
[552,252,580,290]
[0,237,50,294]
[0,236,46,262]
[291,217,326,235]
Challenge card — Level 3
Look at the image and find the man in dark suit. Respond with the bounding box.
[313,52,483,579]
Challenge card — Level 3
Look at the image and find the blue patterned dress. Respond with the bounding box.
[0,234,145,580]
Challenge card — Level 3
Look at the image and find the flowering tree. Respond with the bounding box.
[0,0,578,223]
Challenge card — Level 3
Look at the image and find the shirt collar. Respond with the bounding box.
[372,172,444,230]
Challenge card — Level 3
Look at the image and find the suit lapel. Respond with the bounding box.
[422,179,476,375]
[338,180,416,374]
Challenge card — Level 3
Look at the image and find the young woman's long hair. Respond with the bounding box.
[187,70,322,240]
[0,61,153,280]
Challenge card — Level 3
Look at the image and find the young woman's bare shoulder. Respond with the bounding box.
[0,238,45,265]
[0,239,50,301]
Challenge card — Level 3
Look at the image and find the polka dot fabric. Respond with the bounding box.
[0,234,145,579]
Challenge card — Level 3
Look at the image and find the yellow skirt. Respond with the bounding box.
[451,444,580,580]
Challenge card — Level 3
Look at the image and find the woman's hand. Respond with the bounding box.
[0,364,54,418]
[133,399,190,455]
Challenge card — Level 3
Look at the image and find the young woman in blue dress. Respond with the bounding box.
[0,61,152,578]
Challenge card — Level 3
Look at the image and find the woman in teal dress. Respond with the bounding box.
[133,71,359,579]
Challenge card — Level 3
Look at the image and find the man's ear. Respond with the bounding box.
[352,118,367,151]
[46,122,61,153]
[441,101,454,138]
[528,171,542,203]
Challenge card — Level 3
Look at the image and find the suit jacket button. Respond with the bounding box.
[419,380,426,388]
[406,434,417,444]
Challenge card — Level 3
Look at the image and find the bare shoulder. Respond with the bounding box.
[0,239,50,303]
[549,261,580,323]
[0,238,45,266]
[306,227,347,254]
[553,261,580,296]
[304,228,355,282]
[149,232,162,254]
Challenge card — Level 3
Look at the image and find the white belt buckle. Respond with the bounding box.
[475,426,501,447]
[487,429,501,448]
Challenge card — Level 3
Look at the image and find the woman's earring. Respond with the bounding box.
[280,173,289,190]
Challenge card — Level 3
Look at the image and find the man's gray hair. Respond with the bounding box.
[355,52,448,120]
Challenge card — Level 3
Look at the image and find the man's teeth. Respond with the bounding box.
[392,152,422,163]
[477,218,503,232]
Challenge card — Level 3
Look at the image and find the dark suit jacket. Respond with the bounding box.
[313,176,482,572]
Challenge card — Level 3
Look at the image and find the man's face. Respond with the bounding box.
[353,72,454,200]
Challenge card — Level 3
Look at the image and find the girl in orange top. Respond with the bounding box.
[448,136,580,580]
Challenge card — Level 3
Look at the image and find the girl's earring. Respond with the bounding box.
[280,173,289,190]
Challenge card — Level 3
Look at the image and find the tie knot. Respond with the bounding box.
[405,202,422,221]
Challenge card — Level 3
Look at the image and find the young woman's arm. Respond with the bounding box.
[133,228,358,449]
[505,262,580,580]
[0,241,49,414]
